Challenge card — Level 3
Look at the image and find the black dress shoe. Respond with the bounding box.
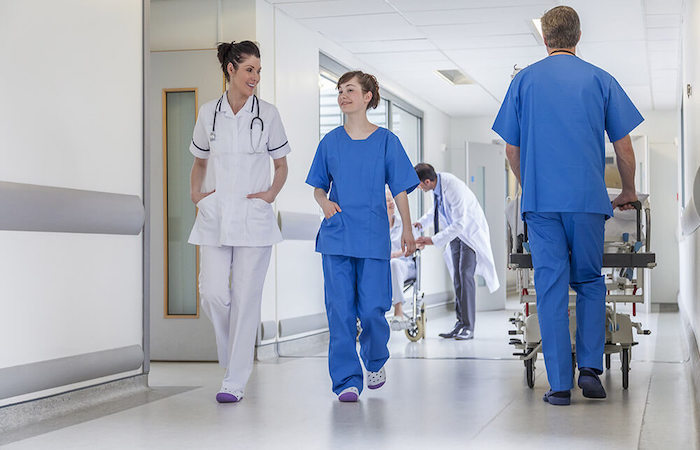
[455,328,474,340]
[438,323,464,339]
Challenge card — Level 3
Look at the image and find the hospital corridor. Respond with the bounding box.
[1,0,700,449]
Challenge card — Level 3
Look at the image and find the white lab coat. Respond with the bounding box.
[417,172,500,293]
[187,93,291,247]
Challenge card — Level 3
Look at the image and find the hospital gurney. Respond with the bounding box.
[506,191,655,389]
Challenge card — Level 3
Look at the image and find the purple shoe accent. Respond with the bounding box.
[216,392,240,403]
[338,392,359,402]
[367,381,385,390]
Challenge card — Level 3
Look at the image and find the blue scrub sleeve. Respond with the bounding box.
[492,76,521,146]
[605,77,644,143]
[385,133,420,196]
[306,140,331,191]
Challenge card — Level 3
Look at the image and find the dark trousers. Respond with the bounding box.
[450,238,477,332]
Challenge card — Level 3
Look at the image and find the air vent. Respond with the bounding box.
[435,69,474,86]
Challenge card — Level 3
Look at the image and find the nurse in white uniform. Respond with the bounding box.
[188,41,291,403]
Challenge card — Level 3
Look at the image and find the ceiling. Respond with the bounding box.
[265,0,684,117]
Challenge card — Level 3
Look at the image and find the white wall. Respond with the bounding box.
[634,110,680,305]
[0,0,143,404]
[679,0,700,351]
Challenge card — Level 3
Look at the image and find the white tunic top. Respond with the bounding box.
[187,93,291,247]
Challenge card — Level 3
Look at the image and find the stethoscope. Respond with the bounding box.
[210,94,264,150]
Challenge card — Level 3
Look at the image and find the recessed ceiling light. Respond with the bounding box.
[531,18,544,45]
[435,69,474,86]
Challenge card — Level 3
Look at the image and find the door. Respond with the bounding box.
[466,142,507,311]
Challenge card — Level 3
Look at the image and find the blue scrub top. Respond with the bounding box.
[306,126,419,260]
[492,55,644,219]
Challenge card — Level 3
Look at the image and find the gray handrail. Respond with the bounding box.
[0,181,144,235]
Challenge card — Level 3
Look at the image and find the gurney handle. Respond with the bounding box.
[521,200,644,245]
[619,200,643,243]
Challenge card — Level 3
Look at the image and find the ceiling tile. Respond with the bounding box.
[419,20,533,41]
[343,39,436,53]
[299,13,423,42]
[275,0,394,19]
[390,0,556,12]
[402,5,553,26]
[430,34,540,50]
[645,14,682,28]
[647,27,681,41]
[644,0,683,15]
[357,50,451,71]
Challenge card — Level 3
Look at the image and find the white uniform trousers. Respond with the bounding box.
[390,258,416,305]
[199,245,272,392]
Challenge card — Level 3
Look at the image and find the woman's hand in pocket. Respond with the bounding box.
[191,190,215,205]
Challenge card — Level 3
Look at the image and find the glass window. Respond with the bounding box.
[319,74,343,140]
[164,89,198,317]
[368,98,388,128]
[391,105,422,216]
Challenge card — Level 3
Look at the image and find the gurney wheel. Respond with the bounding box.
[405,317,424,342]
[621,348,630,390]
[525,358,535,388]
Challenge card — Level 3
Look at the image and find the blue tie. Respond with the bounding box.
[434,194,440,233]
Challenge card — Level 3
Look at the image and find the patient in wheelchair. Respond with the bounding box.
[387,189,418,331]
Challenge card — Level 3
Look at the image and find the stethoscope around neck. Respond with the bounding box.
[210,94,264,150]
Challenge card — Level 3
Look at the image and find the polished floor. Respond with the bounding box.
[4,305,699,449]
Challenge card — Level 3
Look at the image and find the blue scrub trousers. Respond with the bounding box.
[525,212,606,391]
[322,254,392,395]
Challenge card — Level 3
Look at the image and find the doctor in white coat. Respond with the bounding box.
[188,41,290,403]
[414,163,499,340]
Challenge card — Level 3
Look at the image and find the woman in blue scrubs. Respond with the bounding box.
[306,71,419,402]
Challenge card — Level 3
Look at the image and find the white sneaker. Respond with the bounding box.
[338,386,359,402]
[367,366,386,390]
[216,387,244,403]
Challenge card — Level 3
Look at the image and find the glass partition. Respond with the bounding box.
[163,89,198,317]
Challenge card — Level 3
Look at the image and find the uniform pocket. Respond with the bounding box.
[248,198,274,223]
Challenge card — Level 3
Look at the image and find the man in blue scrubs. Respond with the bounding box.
[492,6,643,406]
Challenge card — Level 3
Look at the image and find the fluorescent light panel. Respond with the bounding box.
[435,69,474,86]
[531,18,544,45]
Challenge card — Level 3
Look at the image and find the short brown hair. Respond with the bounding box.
[541,6,580,49]
[337,71,380,110]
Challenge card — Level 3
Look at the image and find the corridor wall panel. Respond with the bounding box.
[0,0,144,404]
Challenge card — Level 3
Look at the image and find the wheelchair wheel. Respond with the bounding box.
[405,317,424,342]
[621,348,630,390]
[605,353,611,370]
[525,358,535,388]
